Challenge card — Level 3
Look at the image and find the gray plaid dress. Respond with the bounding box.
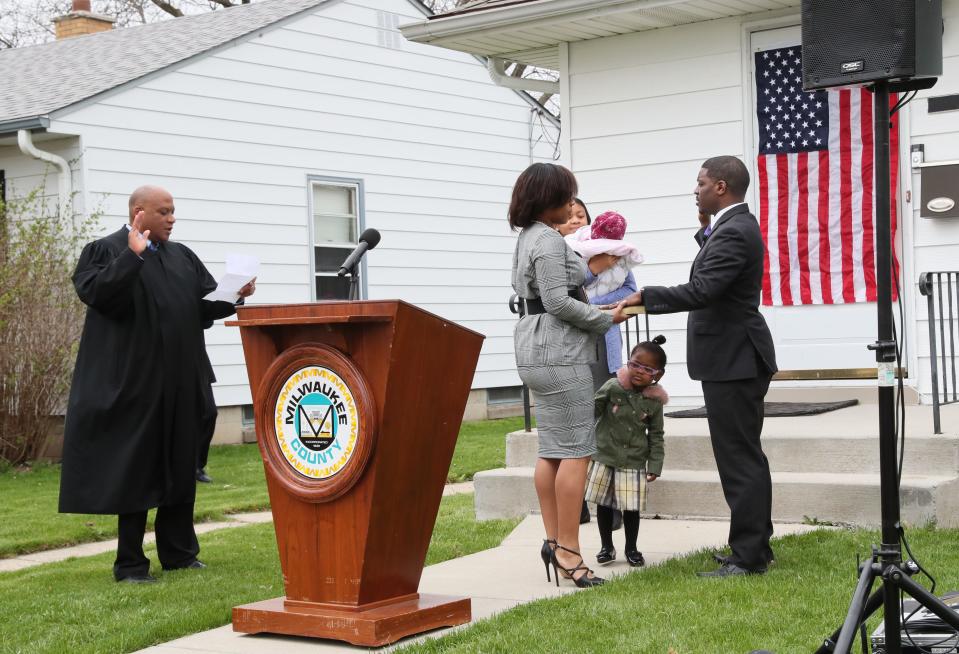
[512,222,613,459]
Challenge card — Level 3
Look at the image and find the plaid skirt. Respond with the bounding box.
[584,461,647,512]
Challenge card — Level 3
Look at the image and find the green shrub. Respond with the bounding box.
[0,183,95,465]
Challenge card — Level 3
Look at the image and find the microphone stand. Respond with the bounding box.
[346,263,360,301]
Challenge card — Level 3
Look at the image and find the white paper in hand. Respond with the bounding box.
[204,254,260,302]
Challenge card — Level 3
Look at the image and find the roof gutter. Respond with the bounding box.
[18,129,73,214]
[487,56,559,94]
[400,0,682,43]
[0,116,50,137]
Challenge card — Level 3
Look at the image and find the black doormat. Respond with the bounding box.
[666,399,859,418]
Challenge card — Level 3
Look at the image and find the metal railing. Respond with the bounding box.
[919,271,959,434]
[508,296,650,432]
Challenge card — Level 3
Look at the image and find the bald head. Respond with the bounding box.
[128,186,171,221]
[128,185,176,242]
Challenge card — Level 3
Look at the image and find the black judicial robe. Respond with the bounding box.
[58,227,238,515]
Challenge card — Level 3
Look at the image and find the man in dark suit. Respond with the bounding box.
[619,156,778,577]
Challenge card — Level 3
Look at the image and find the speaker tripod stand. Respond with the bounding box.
[810,80,959,654]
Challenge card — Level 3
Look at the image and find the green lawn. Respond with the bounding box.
[0,443,270,558]
[0,493,520,654]
[398,526,959,654]
[0,417,518,558]
[447,416,529,482]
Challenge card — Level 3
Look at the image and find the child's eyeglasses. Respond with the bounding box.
[627,361,662,376]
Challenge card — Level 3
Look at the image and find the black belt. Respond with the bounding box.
[523,289,585,315]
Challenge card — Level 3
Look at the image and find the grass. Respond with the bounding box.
[447,416,529,482]
[0,417,518,558]
[398,526,959,654]
[0,493,521,654]
[0,443,269,558]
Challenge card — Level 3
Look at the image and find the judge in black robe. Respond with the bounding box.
[59,185,255,582]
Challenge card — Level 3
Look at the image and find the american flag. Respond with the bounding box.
[755,46,900,306]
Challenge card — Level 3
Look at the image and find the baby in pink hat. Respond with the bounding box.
[565,211,643,300]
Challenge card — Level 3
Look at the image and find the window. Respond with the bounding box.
[309,179,363,300]
[241,404,255,428]
[487,386,523,405]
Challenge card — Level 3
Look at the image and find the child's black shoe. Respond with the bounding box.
[596,547,616,565]
[625,549,645,567]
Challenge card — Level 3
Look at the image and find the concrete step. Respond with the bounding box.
[473,465,959,528]
[505,429,959,476]
[647,470,959,527]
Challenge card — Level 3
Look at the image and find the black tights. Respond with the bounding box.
[596,504,640,552]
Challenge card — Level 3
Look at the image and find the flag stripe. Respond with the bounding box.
[860,87,877,302]
[759,155,773,306]
[776,153,794,305]
[818,149,834,304]
[797,151,813,304]
[839,90,855,303]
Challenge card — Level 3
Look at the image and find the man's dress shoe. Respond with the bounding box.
[713,552,775,566]
[697,562,766,578]
[196,468,212,483]
[163,559,207,571]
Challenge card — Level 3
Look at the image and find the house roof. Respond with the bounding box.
[0,0,328,132]
[402,0,800,69]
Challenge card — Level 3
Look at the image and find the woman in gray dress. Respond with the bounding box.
[509,163,628,588]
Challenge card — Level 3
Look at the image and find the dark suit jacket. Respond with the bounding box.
[643,204,777,382]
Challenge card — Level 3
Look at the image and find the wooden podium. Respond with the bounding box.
[226,301,484,646]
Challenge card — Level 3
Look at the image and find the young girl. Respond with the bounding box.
[584,335,668,567]
[557,197,591,236]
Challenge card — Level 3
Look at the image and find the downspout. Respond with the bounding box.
[487,56,559,94]
[17,129,73,214]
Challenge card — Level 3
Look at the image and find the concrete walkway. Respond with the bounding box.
[0,481,474,573]
[135,515,822,654]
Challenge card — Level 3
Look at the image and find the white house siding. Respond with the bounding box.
[566,6,959,407]
[909,0,959,401]
[566,16,754,406]
[38,0,557,407]
[0,137,84,216]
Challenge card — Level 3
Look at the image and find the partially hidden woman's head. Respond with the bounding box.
[508,163,578,231]
[558,197,591,236]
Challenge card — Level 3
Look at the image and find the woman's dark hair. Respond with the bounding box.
[573,197,591,225]
[630,334,667,369]
[508,163,578,231]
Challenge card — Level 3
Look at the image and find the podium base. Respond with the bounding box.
[232,593,471,646]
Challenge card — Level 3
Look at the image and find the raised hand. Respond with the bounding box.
[128,210,151,255]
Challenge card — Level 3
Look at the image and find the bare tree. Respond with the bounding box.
[0,0,253,48]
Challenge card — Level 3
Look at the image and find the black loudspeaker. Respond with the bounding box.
[802,0,943,90]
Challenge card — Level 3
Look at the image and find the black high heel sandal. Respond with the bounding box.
[550,543,605,588]
[540,539,556,582]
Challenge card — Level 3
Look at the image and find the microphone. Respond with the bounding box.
[337,228,381,276]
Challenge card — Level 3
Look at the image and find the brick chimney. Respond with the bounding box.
[53,0,115,40]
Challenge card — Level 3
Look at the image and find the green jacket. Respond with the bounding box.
[593,378,665,475]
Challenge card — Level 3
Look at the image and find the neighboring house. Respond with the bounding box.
[402,0,959,407]
[0,0,560,442]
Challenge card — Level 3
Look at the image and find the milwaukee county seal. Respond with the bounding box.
[273,365,359,480]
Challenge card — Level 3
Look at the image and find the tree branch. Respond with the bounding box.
[149,0,183,17]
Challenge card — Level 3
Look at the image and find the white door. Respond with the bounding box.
[747,25,906,374]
